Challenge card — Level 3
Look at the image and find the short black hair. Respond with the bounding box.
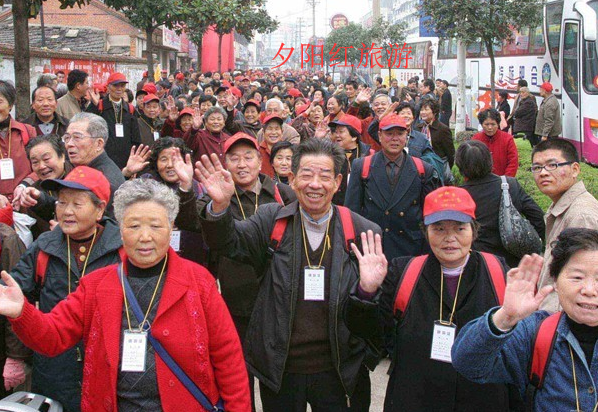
[56,70,65,76]
[25,134,66,159]
[344,80,359,90]
[407,78,417,85]
[442,80,449,87]
[0,80,16,107]
[375,77,383,84]
[31,85,57,103]
[455,140,493,180]
[422,79,435,92]
[532,138,580,163]
[518,79,528,87]
[67,70,88,91]
[198,95,217,105]
[327,93,348,110]
[396,102,415,117]
[549,228,598,280]
[498,91,509,100]
[420,96,439,117]
[270,141,295,164]
[149,137,192,173]
[292,138,345,176]
[478,108,501,124]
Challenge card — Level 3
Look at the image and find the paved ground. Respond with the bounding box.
[254,358,391,411]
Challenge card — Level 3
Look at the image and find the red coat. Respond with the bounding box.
[10,248,250,412]
[472,130,519,177]
[183,128,231,164]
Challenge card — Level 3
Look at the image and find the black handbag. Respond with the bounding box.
[498,176,543,257]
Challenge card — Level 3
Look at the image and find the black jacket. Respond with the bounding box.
[88,97,141,169]
[333,141,371,206]
[199,201,381,397]
[496,100,511,119]
[512,95,538,133]
[460,174,545,267]
[87,151,125,218]
[345,252,511,412]
[415,119,455,167]
[22,112,69,137]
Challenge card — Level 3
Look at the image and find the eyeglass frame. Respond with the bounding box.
[61,133,95,144]
[529,161,574,174]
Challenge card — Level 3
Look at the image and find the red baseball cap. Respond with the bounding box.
[142,94,160,104]
[223,133,259,154]
[263,114,284,126]
[106,72,128,85]
[42,166,111,205]
[540,82,553,92]
[141,83,157,94]
[229,86,243,98]
[244,99,261,112]
[423,187,476,225]
[295,103,310,116]
[329,114,362,134]
[142,71,148,77]
[379,114,408,131]
[176,73,185,81]
[178,108,194,117]
[285,88,303,98]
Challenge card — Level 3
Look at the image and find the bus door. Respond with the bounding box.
[560,20,581,144]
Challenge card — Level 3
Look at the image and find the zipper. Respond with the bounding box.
[280,216,297,385]
[335,251,351,406]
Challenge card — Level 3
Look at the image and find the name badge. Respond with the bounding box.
[304,266,325,301]
[0,158,15,180]
[115,124,125,137]
[170,230,181,252]
[153,131,160,141]
[121,330,147,372]
[430,321,456,363]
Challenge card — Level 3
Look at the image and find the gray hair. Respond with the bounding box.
[70,112,109,142]
[204,106,227,121]
[265,98,284,111]
[113,179,180,224]
[519,87,530,95]
[372,93,391,104]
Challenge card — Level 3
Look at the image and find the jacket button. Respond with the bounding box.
[162,329,169,336]
[384,228,389,232]
[589,387,595,394]
[399,230,404,234]
[169,379,175,387]
[399,212,404,217]
[413,200,417,205]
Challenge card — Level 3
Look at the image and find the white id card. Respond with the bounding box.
[304,266,325,301]
[115,124,125,137]
[121,330,147,372]
[0,158,14,180]
[153,131,160,141]
[430,321,456,363]
[170,230,181,252]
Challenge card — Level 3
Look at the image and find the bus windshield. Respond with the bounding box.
[584,1,598,93]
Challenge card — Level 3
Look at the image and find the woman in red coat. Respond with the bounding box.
[473,108,519,177]
[0,178,250,412]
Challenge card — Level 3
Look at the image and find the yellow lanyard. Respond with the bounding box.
[112,100,124,124]
[438,258,468,325]
[569,343,598,412]
[66,229,98,295]
[121,256,168,332]
[299,208,331,269]
[0,119,12,159]
[139,116,155,132]
[234,187,258,220]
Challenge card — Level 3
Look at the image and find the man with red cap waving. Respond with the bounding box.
[535,82,562,142]
[88,72,141,170]
[345,114,440,260]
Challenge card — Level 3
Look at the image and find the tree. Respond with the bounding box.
[368,18,407,83]
[420,0,543,106]
[324,22,371,75]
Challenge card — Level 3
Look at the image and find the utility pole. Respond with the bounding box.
[306,0,319,40]
[297,17,303,46]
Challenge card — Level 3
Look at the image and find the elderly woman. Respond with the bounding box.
[183,106,231,164]
[324,93,347,124]
[161,105,194,139]
[291,99,325,142]
[416,97,455,168]
[8,166,121,412]
[457,140,545,267]
[0,178,251,411]
[345,186,514,411]
[511,87,539,147]
[270,141,294,184]
[0,80,37,204]
[473,108,519,177]
[452,228,598,412]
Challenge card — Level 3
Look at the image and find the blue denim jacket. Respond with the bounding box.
[452,308,598,412]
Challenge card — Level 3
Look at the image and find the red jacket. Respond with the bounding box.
[472,130,519,177]
[10,248,250,412]
[183,128,231,164]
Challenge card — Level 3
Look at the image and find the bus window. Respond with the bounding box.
[583,1,598,94]
[563,22,580,107]
[546,1,564,72]
[529,26,546,55]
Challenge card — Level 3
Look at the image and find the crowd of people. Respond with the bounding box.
[0,66,593,412]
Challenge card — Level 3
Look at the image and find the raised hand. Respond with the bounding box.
[351,231,388,294]
[167,96,178,122]
[224,90,235,109]
[355,87,372,104]
[123,145,151,178]
[194,153,235,213]
[492,254,552,330]
[88,89,100,106]
[20,187,41,208]
[314,120,329,139]
[11,185,25,211]
[379,101,400,120]
[192,107,203,130]
[0,271,25,319]
[172,148,194,192]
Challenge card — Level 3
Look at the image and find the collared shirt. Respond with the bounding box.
[34,115,57,135]
[383,152,405,188]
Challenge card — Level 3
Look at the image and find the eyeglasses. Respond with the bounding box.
[62,133,93,143]
[530,161,574,173]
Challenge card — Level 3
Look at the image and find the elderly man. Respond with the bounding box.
[88,72,141,169]
[257,98,300,144]
[194,138,379,411]
[23,86,69,137]
[511,86,538,146]
[532,139,598,312]
[535,82,562,142]
[346,114,440,260]
[56,70,94,120]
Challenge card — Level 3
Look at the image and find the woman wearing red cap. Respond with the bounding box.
[291,98,325,142]
[345,187,515,411]
[7,165,123,412]
[162,96,194,139]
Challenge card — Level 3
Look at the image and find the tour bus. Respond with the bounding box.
[396,0,598,165]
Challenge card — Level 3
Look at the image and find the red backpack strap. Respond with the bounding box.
[21,124,36,146]
[529,312,563,389]
[479,252,506,306]
[128,103,135,115]
[361,154,374,180]
[98,99,104,113]
[412,156,425,177]
[336,206,355,252]
[117,246,127,262]
[273,184,284,206]
[35,249,50,287]
[268,217,289,255]
[393,255,429,316]
[368,148,375,156]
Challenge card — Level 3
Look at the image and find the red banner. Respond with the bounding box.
[50,59,116,84]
